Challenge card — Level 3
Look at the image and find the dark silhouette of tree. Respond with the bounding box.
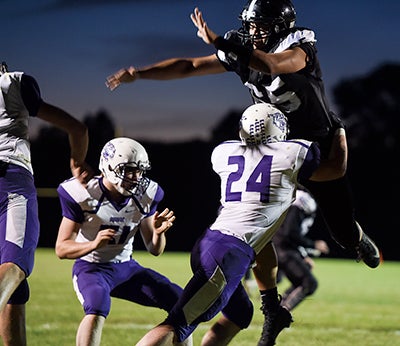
[31,126,71,187]
[333,63,400,153]
[83,109,116,174]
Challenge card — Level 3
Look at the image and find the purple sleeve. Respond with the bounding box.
[298,142,320,182]
[148,185,164,216]
[20,74,43,117]
[57,185,85,223]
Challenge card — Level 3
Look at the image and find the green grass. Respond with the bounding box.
[24,249,400,346]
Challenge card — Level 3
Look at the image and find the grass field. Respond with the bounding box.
[24,249,400,346]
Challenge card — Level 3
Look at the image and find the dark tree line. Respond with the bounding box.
[32,63,400,261]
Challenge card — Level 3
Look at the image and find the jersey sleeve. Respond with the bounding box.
[20,74,43,117]
[57,184,85,223]
[298,142,320,182]
[147,185,164,216]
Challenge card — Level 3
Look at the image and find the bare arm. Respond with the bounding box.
[55,217,116,259]
[310,129,348,181]
[36,101,93,183]
[106,54,224,91]
[140,208,176,256]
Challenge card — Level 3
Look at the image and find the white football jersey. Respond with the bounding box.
[209,139,316,254]
[0,72,32,173]
[58,176,163,263]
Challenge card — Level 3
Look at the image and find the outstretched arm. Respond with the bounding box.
[106,55,224,91]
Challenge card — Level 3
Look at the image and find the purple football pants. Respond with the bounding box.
[0,163,39,304]
[164,228,255,343]
[72,258,183,317]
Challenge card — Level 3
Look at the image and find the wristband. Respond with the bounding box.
[214,36,253,67]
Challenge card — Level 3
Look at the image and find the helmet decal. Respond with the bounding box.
[239,103,288,145]
[102,141,116,162]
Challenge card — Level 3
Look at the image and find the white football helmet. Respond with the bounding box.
[99,137,151,197]
[239,103,288,145]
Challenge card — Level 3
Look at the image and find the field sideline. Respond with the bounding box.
[25,249,400,346]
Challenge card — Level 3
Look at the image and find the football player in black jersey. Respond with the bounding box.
[107,1,381,345]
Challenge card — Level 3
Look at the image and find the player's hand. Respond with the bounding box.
[71,161,94,186]
[106,66,138,91]
[315,240,330,254]
[153,208,176,235]
[93,229,116,249]
[304,256,315,269]
[190,7,218,45]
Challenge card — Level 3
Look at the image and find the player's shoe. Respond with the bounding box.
[257,305,293,346]
[355,221,381,269]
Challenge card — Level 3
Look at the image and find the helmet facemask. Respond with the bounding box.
[109,162,151,197]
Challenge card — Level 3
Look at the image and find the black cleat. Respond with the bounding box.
[355,222,381,269]
[257,305,293,346]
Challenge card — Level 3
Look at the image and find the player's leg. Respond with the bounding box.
[0,263,25,313]
[111,262,193,346]
[252,242,293,346]
[0,165,39,345]
[72,261,113,346]
[202,283,253,346]
[305,176,380,268]
[201,315,241,346]
[135,323,176,346]
[279,252,318,311]
[76,314,105,346]
[0,303,26,346]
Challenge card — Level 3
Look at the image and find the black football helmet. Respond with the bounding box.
[239,0,296,45]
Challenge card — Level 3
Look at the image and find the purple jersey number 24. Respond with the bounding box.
[225,155,273,203]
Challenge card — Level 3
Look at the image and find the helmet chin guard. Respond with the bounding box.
[99,137,151,197]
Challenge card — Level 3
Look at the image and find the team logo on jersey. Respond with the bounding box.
[110,217,125,223]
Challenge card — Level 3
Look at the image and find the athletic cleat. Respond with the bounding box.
[257,305,293,346]
[355,222,381,269]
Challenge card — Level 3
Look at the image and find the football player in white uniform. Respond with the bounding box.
[135,103,320,346]
[55,137,192,346]
[0,62,90,346]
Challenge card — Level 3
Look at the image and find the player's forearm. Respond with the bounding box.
[55,240,96,259]
[146,233,166,256]
[68,126,89,167]
[137,58,202,80]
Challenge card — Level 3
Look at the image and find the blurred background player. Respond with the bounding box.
[274,188,329,311]
[55,137,192,346]
[135,103,320,346]
[0,62,90,346]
